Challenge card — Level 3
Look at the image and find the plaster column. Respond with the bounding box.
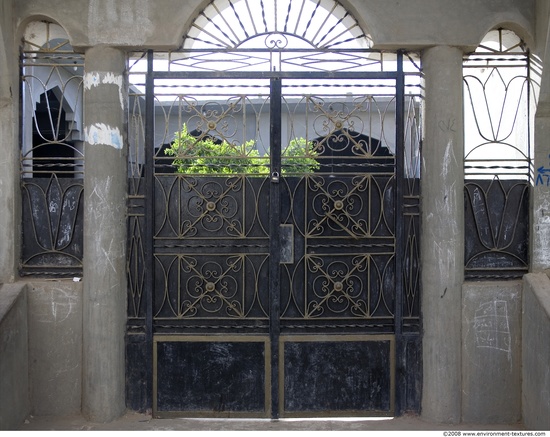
[0,8,18,283]
[531,23,550,272]
[421,45,464,424]
[532,103,550,271]
[82,45,128,422]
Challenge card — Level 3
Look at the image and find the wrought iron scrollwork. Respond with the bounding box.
[463,28,537,279]
[21,174,84,274]
[20,21,85,276]
[464,177,529,279]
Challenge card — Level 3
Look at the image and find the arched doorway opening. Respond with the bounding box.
[126,0,422,418]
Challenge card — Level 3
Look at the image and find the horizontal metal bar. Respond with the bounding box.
[152,71,399,80]
[173,48,386,54]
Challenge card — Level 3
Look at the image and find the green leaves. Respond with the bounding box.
[164,124,319,175]
[282,137,320,175]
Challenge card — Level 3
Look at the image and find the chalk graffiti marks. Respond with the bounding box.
[473,300,511,353]
[438,118,457,132]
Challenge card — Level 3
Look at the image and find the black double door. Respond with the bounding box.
[143,68,418,418]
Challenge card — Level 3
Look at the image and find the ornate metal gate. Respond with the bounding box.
[126,48,422,418]
[126,0,421,418]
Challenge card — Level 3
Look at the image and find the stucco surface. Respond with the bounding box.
[0,284,30,430]
[462,281,522,424]
[13,0,536,51]
[0,0,549,427]
[522,273,550,430]
[27,281,83,416]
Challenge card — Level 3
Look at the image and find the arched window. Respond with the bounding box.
[21,21,84,177]
[146,0,409,75]
[463,28,540,280]
[184,0,371,51]
[177,0,371,72]
[20,21,84,276]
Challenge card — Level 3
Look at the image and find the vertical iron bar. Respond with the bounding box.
[269,76,282,419]
[527,50,532,268]
[19,47,23,174]
[394,50,405,415]
[19,46,25,275]
[144,49,155,411]
[527,50,532,184]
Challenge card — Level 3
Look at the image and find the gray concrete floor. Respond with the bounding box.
[18,411,525,431]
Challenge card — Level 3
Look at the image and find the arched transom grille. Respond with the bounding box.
[184,0,371,50]
[163,0,377,72]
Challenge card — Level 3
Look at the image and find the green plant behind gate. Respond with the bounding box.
[164,124,319,175]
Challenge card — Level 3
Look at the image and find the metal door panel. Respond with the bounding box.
[132,52,421,417]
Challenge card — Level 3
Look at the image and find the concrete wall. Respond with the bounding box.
[0,0,547,426]
[0,283,30,430]
[0,0,19,284]
[522,273,550,430]
[0,280,83,429]
[462,282,522,424]
[12,0,536,52]
[27,281,83,416]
